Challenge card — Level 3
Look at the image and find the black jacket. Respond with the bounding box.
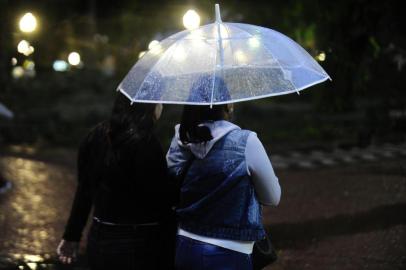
[63,122,172,241]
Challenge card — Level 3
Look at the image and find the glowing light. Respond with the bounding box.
[183,9,200,30]
[316,52,326,62]
[22,60,35,77]
[26,263,38,270]
[234,50,247,63]
[138,51,146,59]
[248,37,260,48]
[53,60,68,72]
[151,45,163,55]
[23,254,43,262]
[12,66,24,79]
[11,57,17,65]
[173,46,186,62]
[12,254,23,260]
[19,12,37,33]
[148,41,162,56]
[23,60,35,71]
[68,52,81,66]
[17,40,34,56]
[148,40,160,50]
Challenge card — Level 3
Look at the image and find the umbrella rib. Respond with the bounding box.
[134,40,180,102]
[229,23,300,94]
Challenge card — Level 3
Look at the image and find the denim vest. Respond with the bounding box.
[176,129,266,241]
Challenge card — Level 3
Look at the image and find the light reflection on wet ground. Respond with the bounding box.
[0,156,78,269]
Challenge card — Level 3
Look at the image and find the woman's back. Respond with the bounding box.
[73,121,168,225]
[170,123,266,241]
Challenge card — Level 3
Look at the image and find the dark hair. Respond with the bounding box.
[179,105,228,144]
[107,93,156,162]
[179,75,231,144]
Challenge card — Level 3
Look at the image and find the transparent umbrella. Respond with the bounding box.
[118,4,331,106]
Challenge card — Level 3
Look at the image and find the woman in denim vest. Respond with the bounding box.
[167,76,281,270]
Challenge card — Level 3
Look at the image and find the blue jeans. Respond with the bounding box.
[175,235,253,270]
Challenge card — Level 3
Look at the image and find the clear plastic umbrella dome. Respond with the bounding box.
[118,4,331,106]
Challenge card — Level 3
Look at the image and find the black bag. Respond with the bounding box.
[252,233,278,270]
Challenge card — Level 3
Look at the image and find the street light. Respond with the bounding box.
[183,9,200,30]
[19,12,37,33]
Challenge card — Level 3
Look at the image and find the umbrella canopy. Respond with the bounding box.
[118,4,330,106]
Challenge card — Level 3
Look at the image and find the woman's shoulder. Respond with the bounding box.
[142,133,163,151]
[81,121,109,147]
[227,128,256,138]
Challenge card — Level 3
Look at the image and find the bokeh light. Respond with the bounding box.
[173,46,186,62]
[248,37,260,48]
[234,50,247,63]
[12,66,24,79]
[183,9,200,30]
[68,52,81,66]
[138,51,146,59]
[53,60,69,72]
[19,12,37,33]
[17,40,34,56]
[148,40,160,50]
[148,40,162,55]
[23,60,35,71]
[316,52,326,62]
[23,60,36,77]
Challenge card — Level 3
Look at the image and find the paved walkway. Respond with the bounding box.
[270,142,406,169]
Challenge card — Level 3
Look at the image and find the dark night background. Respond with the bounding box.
[0,0,405,270]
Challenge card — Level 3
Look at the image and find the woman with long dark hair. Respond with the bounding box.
[57,94,173,269]
[167,76,281,270]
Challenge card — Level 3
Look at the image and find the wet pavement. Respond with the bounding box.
[0,155,86,269]
[263,155,406,270]
[0,146,405,269]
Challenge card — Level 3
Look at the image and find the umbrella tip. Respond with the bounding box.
[215,4,222,23]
